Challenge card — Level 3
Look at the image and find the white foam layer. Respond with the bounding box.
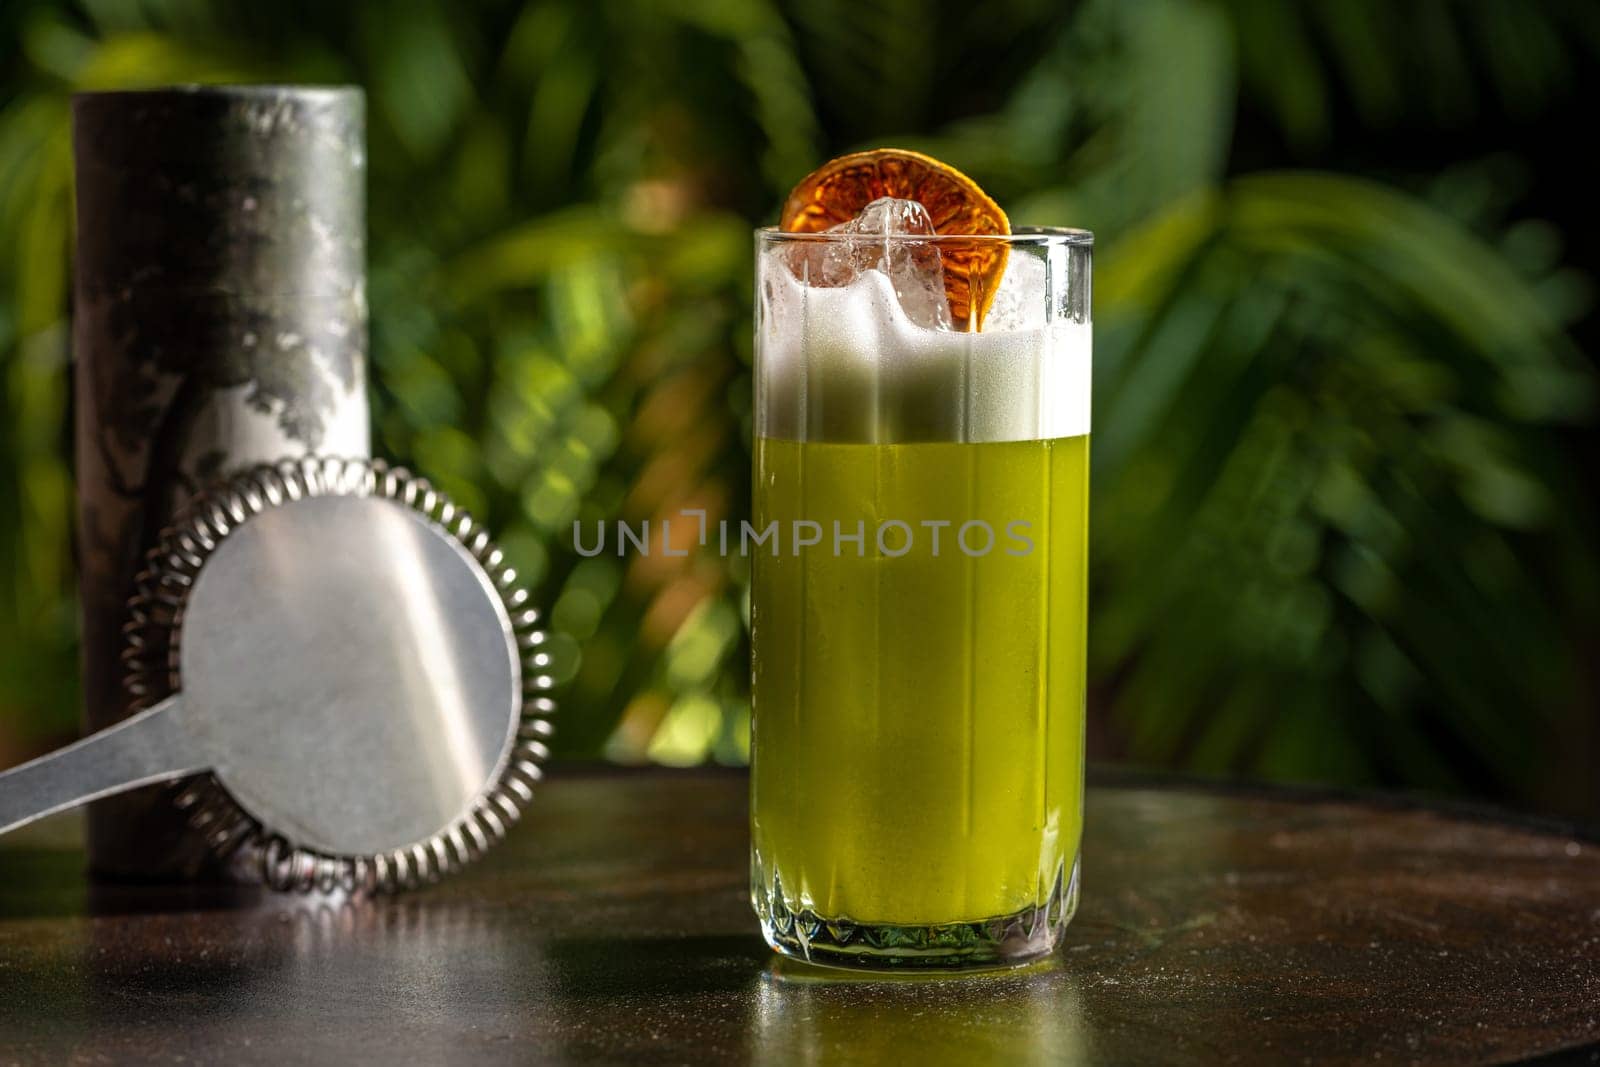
[756,257,1091,443]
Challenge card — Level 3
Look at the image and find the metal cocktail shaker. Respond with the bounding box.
[72,86,370,880]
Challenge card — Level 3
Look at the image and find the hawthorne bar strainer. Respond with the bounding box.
[0,457,554,893]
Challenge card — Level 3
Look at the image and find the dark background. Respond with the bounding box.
[1,0,1596,817]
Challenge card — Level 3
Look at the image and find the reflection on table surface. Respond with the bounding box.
[758,958,1087,1067]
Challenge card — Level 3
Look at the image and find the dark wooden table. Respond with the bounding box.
[1,770,1597,1066]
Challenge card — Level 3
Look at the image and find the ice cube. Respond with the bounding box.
[835,196,939,239]
[831,197,952,330]
[783,197,953,330]
[982,246,1048,332]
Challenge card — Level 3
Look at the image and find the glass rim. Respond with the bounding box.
[755,225,1093,247]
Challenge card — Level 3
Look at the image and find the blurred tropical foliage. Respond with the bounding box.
[1,0,1596,812]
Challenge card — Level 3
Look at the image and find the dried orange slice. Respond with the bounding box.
[779,148,1010,329]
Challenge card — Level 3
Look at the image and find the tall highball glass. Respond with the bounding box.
[750,226,1093,969]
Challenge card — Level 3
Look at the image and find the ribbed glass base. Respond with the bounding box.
[754,854,1080,971]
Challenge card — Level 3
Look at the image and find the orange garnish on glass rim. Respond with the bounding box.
[779,148,1010,330]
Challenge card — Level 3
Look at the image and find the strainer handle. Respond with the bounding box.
[0,695,205,837]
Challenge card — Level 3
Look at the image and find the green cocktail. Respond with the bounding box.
[751,213,1092,969]
[752,434,1088,923]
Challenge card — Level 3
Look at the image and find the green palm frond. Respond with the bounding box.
[1224,0,1600,149]
[1094,172,1595,793]
[911,0,1237,240]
